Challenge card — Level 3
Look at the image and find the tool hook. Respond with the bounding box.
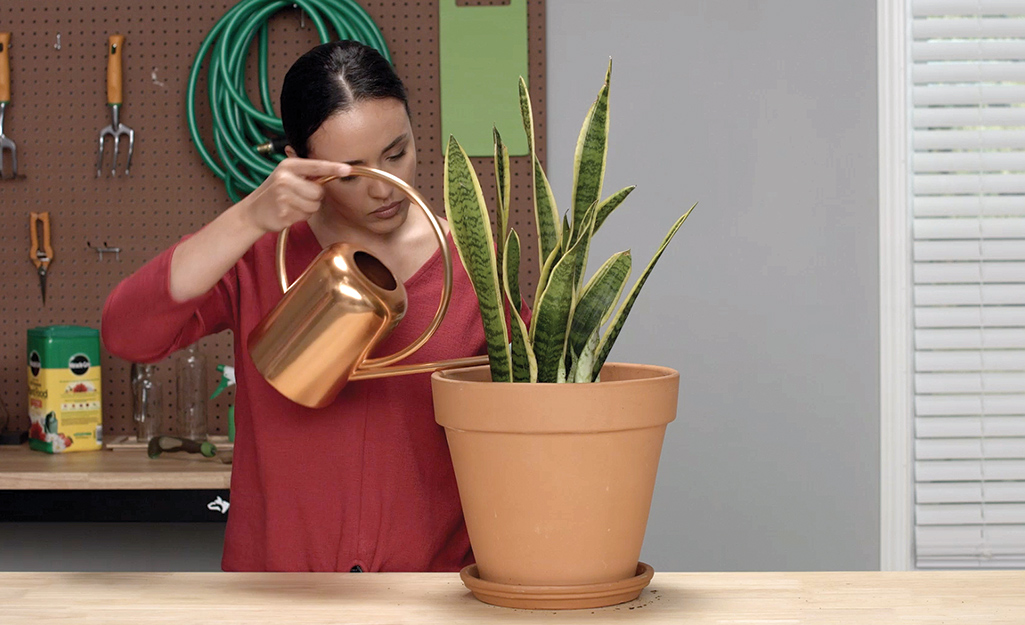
[88,240,122,261]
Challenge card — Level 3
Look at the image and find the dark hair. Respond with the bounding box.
[281,40,408,158]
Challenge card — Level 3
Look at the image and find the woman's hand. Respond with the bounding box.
[167,158,350,303]
[242,158,353,234]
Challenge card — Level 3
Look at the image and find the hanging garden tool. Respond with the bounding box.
[97,34,135,177]
[0,32,17,179]
[29,212,53,305]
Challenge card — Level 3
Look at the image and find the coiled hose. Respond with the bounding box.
[187,0,391,202]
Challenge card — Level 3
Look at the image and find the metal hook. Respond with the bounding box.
[54,33,61,51]
[88,241,121,261]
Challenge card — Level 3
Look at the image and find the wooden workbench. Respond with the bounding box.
[0,443,230,490]
[0,570,1022,623]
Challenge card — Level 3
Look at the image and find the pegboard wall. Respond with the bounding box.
[0,0,545,438]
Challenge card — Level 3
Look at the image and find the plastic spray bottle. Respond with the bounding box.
[210,365,236,442]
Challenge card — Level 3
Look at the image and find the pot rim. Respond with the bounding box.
[431,362,680,433]
[431,361,679,386]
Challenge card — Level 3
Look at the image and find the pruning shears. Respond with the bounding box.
[30,212,53,304]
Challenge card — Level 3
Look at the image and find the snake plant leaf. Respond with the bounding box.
[503,228,522,313]
[591,203,697,379]
[518,76,536,155]
[561,201,598,372]
[566,250,632,365]
[494,126,511,281]
[561,213,572,251]
[572,200,599,289]
[533,156,561,263]
[573,326,602,383]
[570,59,611,243]
[519,76,560,264]
[530,239,563,342]
[594,185,635,235]
[444,135,511,382]
[504,230,537,383]
[532,239,582,383]
[564,324,581,383]
[570,199,596,246]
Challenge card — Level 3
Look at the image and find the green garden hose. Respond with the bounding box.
[187,0,391,202]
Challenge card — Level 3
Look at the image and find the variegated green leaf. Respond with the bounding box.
[574,326,602,383]
[519,77,560,266]
[566,251,632,364]
[532,240,581,383]
[503,228,522,314]
[511,313,538,383]
[493,126,511,281]
[561,213,572,251]
[518,76,535,155]
[533,155,560,263]
[570,60,611,242]
[504,230,536,383]
[564,331,579,383]
[594,185,635,235]
[592,203,697,379]
[571,201,599,289]
[530,240,562,342]
[444,135,511,382]
[570,200,596,246]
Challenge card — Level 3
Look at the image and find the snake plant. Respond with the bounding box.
[444,61,696,383]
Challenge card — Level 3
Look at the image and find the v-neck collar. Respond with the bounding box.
[288,220,453,292]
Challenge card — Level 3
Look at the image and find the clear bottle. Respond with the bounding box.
[175,343,208,441]
[131,363,162,443]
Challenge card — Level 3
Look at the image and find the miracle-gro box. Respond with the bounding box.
[27,326,103,453]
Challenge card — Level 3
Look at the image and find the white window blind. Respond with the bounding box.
[911,0,1025,568]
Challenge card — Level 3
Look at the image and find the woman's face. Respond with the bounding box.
[306,97,417,235]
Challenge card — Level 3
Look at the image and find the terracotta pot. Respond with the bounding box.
[432,362,678,608]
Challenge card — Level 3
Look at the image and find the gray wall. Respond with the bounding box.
[544,0,880,571]
[0,0,880,572]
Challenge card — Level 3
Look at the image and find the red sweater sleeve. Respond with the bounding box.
[101,238,237,363]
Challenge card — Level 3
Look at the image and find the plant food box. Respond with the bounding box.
[27,326,103,453]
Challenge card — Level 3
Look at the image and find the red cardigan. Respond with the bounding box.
[102,221,489,572]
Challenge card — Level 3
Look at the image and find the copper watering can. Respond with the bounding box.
[247,166,489,409]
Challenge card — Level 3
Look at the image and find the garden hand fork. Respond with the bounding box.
[97,35,134,177]
[0,32,17,180]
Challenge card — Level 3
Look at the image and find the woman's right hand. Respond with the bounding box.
[242,158,353,234]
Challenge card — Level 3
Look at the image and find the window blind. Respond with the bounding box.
[911,0,1025,568]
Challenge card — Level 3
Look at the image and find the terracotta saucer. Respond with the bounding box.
[459,562,655,610]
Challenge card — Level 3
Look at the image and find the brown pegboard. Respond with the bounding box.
[0,0,545,438]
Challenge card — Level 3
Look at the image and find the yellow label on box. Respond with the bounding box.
[28,366,103,453]
[27,326,103,454]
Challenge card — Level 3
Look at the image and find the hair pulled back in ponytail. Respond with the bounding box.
[281,41,408,158]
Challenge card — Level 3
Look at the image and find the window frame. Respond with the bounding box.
[878,0,916,571]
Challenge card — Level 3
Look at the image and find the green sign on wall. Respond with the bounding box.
[439,0,530,157]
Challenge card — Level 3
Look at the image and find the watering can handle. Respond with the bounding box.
[275,165,458,373]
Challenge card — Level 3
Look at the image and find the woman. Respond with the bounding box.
[102,41,487,572]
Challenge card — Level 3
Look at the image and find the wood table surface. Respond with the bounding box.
[1,570,1022,623]
[0,443,230,490]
